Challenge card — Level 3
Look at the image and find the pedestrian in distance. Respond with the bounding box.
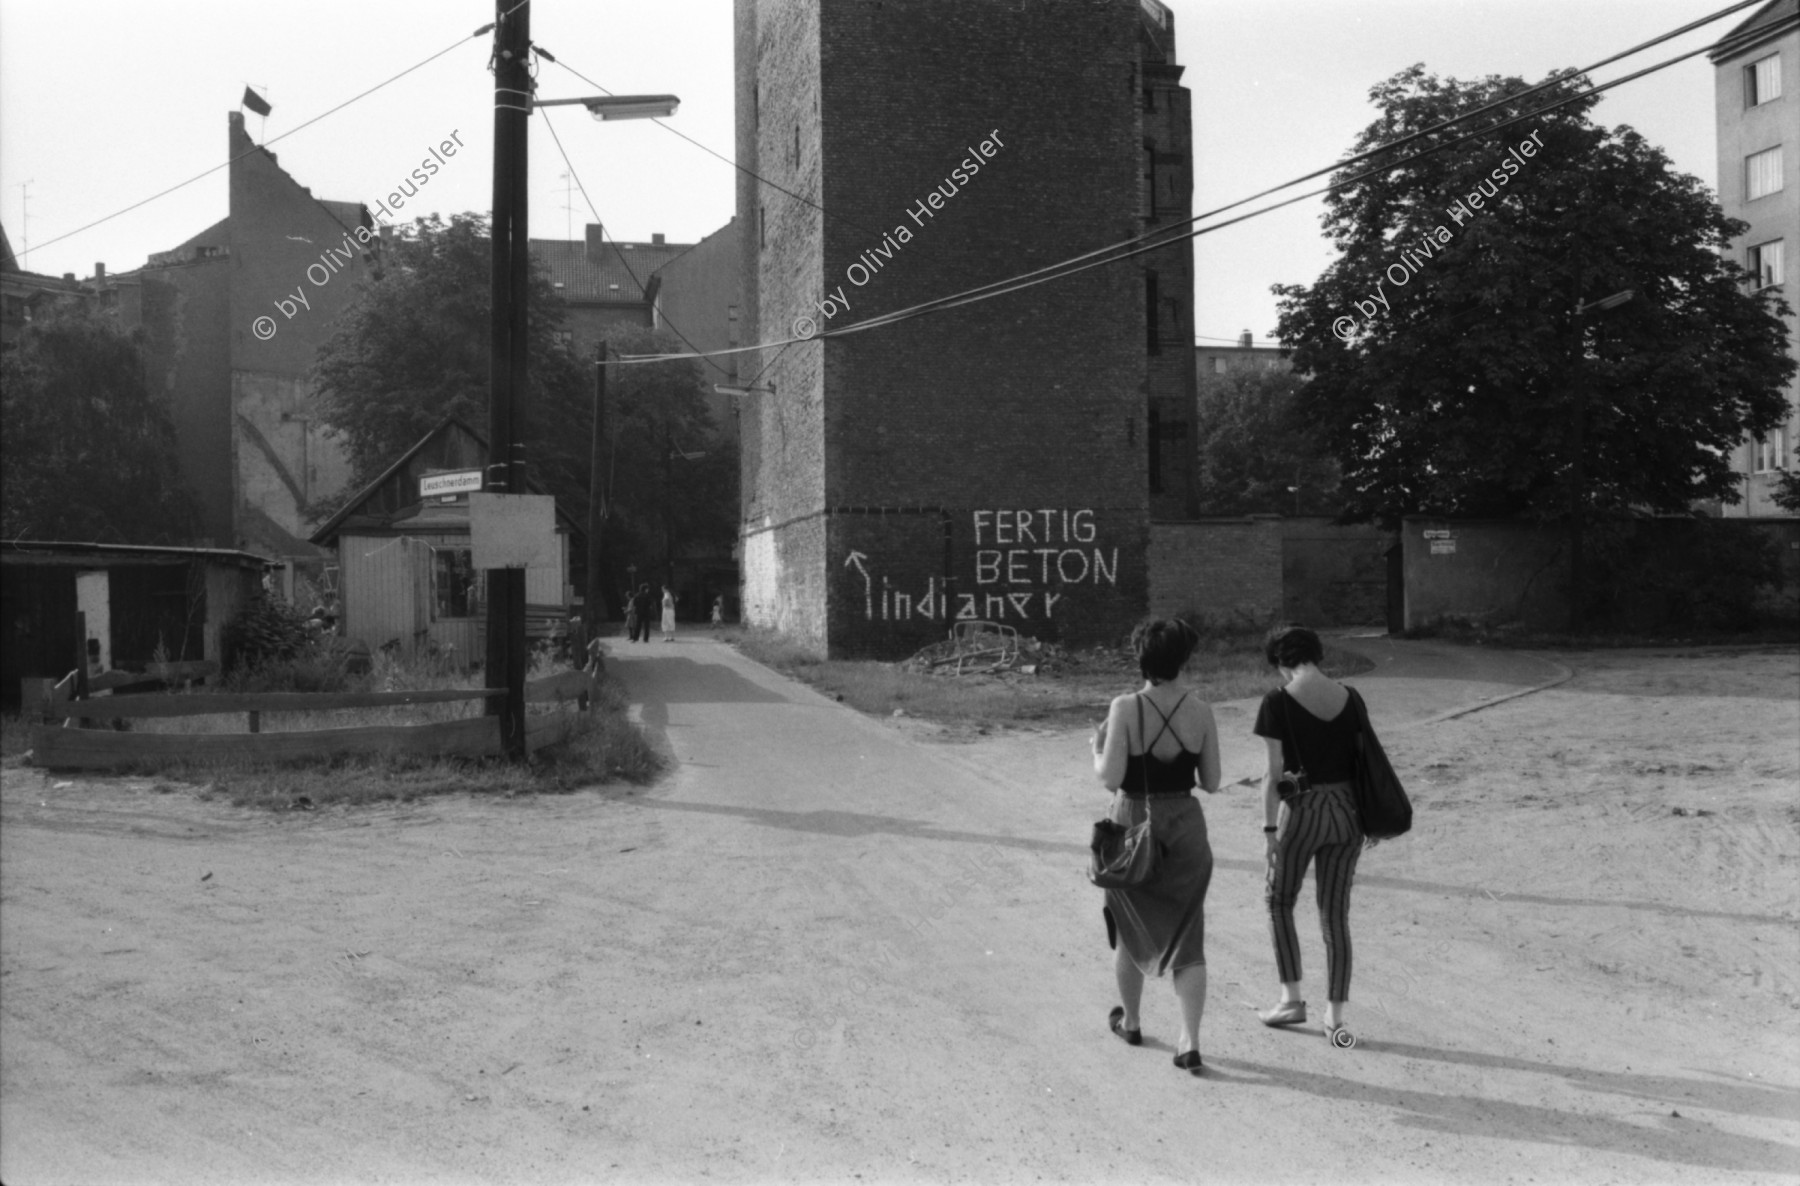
[1254,623,1372,1048]
[660,584,677,642]
[629,583,653,643]
[710,594,724,628]
[624,587,642,644]
[1091,617,1221,1075]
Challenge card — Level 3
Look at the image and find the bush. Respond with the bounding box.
[1587,519,1783,633]
[223,595,312,672]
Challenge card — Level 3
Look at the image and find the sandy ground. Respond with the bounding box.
[1,637,1796,1185]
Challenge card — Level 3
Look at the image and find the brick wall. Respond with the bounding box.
[1282,517,1393,627]
[737,0,1164,657]
[1148,516,1283,626]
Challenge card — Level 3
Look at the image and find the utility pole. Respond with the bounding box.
[586,342,612,629]
[485,0,531,759]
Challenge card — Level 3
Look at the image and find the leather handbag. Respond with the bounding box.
[1088,815,1160,889]
[1346,686,1412,840]
[1087,694,1163,890]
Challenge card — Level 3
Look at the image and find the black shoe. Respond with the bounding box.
[1108,1006,1142,1046]
[1172,1050,1203,1074]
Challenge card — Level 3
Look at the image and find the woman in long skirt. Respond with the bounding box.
[660,585,677,642]
[1092,618,1221,1074]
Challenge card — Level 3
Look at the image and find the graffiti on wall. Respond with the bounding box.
[844,508,1118,623]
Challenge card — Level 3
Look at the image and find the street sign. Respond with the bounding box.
[470,493,557,569]
[419,469,483,498]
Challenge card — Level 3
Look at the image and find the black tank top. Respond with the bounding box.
[1123,692,1201,796]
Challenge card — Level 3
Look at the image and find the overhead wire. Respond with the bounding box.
[614,2,1794,364]
[24,21,498,261]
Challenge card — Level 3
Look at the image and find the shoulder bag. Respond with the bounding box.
[1346,686,1412,840]
[1087,696,1163,890]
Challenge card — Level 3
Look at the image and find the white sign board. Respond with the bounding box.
[419,469,484,497]
[469,493,557,570]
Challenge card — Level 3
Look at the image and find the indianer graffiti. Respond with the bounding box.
[844,507,1119,623]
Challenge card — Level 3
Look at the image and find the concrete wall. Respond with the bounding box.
[1148,516,1283,626]
[1714,12,1798,518]
[737,0,1160,657]
[1402,517,1568,632]
[227,112,374,562]
[1282,517,1392,627]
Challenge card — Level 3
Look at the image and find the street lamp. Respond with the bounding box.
[535,95,680,120]
[714,383,775,398]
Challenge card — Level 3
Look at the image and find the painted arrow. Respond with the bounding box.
[844,550,872,619]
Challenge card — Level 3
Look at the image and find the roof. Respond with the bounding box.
[1710,0,1798,62]
[310,417,583,546]
[1,540,276,568]
[531,237,690,304]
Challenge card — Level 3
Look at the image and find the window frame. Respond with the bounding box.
[1748,238,1785,290]
[1753,428,1788,475]
[1746,53,1782,107]
[1747,145,1784,201]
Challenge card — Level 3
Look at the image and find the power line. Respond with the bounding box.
[616,2,1786,365]
[26,23,494,261]
[538,105,733,380]
[534,50,889,242]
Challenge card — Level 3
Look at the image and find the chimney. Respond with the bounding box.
[585,223,605,262]
[1239,329,1253,348]
[63,273,75,282]
[95,262,106,281]
[652,232,665,246]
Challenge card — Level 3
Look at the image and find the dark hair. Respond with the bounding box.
[1132,617,1199,683]
[1264,623,1323,669]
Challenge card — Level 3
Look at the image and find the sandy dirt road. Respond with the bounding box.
[2,637,1796,1184]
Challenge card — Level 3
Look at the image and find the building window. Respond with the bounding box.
[1141,143,1156,219]
[1754,429,1788,474]
[1148,406,1163,494]
[1749,239,1785,290]
[1747,146,1783,200]
[1143,87,1155,112]
[1747,53,1782,106]
[432,547,481,619]
[1213,357,1227,374]
[1145,270,1160,353]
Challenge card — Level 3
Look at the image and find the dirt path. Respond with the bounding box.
[2,639,1796,1184]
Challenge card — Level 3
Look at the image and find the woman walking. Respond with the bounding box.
[660,585,677,642]
[1091,618,1221,1074]
[1254,624,1366,1046]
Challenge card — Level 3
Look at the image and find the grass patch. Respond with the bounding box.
[721,626,1374,735]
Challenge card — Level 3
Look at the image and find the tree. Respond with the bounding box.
[1,305,198,543]
[313,213,589,510]
[311,214,735,611]
[1274,66,1796,523]
[1194,368,1341,515]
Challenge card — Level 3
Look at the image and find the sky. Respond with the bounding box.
[0,0,1742,351]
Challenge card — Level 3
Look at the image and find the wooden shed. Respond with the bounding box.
[309,419,580,669]
[2,540,274,708]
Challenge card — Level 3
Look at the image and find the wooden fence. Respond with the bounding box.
[26,667,597,771]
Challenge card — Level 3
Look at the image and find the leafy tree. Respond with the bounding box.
[1,305,198,543]
[1274,66,1796,523]
[1773,471,1800,515]
[596,323,737,600]
[1194,368,1341,515]
[312,214,735,612]
[312,213,588,509]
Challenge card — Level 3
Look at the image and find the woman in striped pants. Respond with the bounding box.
[1253,625,1365,1045]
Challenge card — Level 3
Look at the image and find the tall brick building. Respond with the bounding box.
[735,0,1196,657]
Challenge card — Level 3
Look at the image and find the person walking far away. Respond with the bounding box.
[710,594,724,628]
[624,586,642,644]
[628,583,653,643]
[1254,623,1374,1048]
[660,584,677,642]
[1091,618,1221,1074]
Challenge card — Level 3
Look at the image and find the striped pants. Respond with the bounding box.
[1265,780,1362,1002]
